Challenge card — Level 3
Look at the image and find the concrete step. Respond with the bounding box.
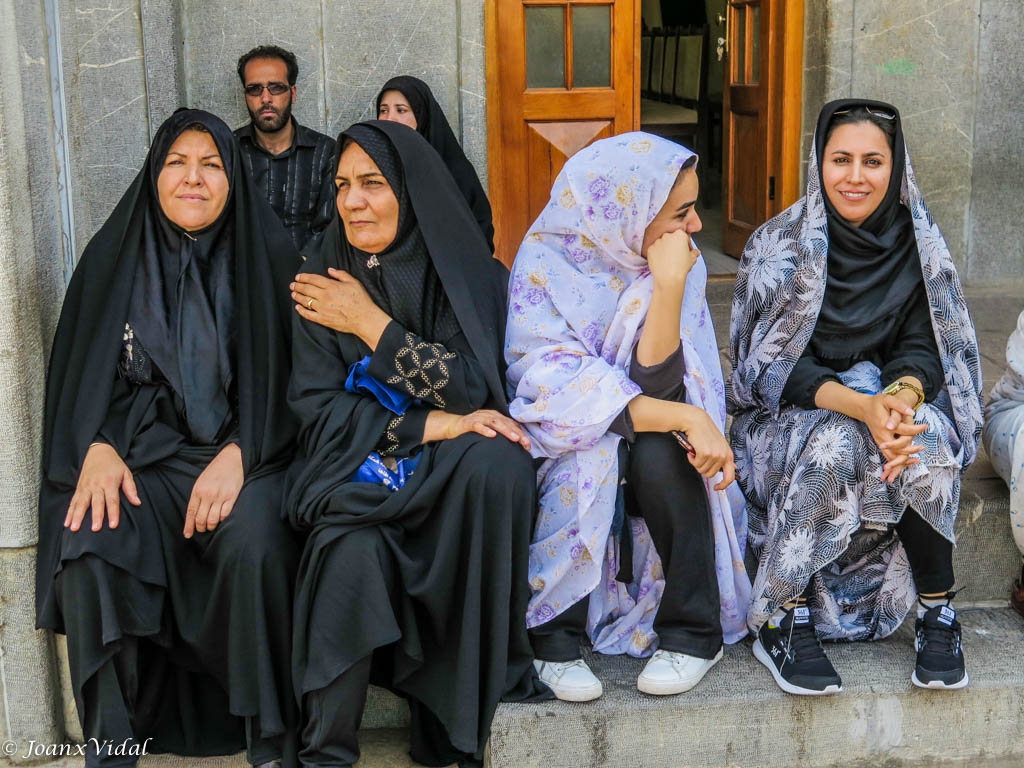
[487,606,1024,768]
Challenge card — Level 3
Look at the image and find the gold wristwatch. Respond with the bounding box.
[882,380,925,411]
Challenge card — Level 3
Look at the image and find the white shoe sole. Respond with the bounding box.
[752,637,842,696]
[539,680,603,702]
[912,670,969,690]
[637,647,724,695]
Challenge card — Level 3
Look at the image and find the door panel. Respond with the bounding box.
[487,0,639,265]
[721,0,805,257]
[722,0,768,256]
[527,121,614,217]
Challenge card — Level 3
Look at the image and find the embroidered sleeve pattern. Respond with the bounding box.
[385,333,458,408]
[378,414,404,457]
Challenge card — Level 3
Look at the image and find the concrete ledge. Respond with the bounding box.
[488,607,1024,768]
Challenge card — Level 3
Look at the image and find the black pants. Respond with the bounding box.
[300,656,475,768]
[530,432,722,661]
[896,506,955,594]
[801,507,955,603]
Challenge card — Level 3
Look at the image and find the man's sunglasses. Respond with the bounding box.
[835,105,896,120]
[244,82,291,97]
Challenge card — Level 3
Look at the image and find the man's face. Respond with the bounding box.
[243,57,295,133]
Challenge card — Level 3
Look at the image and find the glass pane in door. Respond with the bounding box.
[733,6,746,85]
[526,6,566,89]
[751,5,761,83]
[572,5,611,87]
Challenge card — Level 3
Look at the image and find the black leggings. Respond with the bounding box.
[530,432,722,661]
[896,506,955,594]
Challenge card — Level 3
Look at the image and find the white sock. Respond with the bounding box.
[917,594,950,619]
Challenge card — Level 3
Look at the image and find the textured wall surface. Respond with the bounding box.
[2,0,65,751]
[801,0,981,273]
[967,0,1024,286]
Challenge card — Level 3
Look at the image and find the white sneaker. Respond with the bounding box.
[637,647,724,695]
[533,658,603,702]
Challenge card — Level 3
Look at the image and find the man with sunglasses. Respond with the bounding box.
[235,45,336,252]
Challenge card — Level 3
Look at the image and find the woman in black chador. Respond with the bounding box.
[36,109,301,768]
[286,120,547,767]
[376,75,494,252]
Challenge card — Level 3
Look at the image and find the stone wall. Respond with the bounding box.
[967,0,1024,286]
[801,0,978,273]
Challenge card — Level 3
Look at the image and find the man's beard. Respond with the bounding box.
[249,98,293,133]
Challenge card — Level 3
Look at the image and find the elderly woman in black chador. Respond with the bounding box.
[376,75,494,252]
[286,120,546,767]
[36,109,301,768]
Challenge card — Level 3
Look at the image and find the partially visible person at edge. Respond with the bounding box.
[235,45,335,253]
[504,133,752,703]
[35,109,302,767]
[284,120,548,768]
[729,99,983,696]
[983,308,1024,617]
[376,75,495,252]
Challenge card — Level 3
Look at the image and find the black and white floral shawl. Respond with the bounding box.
[728,113,983,641]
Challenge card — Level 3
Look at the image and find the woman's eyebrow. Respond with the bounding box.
[676,199,697,212]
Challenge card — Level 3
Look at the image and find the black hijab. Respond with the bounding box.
[813,98,921,337]
[129,111,237,443]
[42,108,299,488]
[376,76,495,252]
[336,123,460,343]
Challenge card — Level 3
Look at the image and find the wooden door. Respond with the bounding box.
[486,0,640,265]
[721,0,803,257]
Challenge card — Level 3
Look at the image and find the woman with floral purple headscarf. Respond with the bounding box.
[505,133,751,701]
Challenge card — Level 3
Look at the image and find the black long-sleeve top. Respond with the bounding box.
[782,286,944,410]
[610,343,688,442]
[235,119,336,253]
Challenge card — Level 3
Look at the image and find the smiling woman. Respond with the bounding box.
[156,125,230,231]
[729,99,983,698]
[36,109,303,767]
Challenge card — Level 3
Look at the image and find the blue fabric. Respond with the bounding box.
[345,356,413,415]
[353,452,422,491]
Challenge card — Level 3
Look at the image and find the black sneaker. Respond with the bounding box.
[913,601,968,689]
[753,605,843,696]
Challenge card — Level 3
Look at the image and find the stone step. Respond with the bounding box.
[487,606,1024,768]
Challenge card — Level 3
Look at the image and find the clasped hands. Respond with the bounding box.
[860,391,929,483]
[66,442,244,538]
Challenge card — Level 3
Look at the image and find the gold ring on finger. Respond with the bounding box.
[307,297,315,309]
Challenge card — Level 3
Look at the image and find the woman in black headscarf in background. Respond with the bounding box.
[286,120,546,767]
[36,109,301,768]
[376,75,495,252]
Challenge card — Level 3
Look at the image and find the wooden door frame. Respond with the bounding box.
[768,0,804,212]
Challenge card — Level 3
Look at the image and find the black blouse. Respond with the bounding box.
[782,285,943,410]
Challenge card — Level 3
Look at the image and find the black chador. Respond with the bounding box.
[286,121,548,768]
[36,109,301,767]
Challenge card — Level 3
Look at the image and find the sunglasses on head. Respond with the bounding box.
[834,105,896,120]
[244,82,291,97]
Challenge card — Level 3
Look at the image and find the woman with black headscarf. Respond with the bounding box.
[36,109,301,767]
[729,100,982,696]
[286,120,546,767]
[376,75,495,252]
